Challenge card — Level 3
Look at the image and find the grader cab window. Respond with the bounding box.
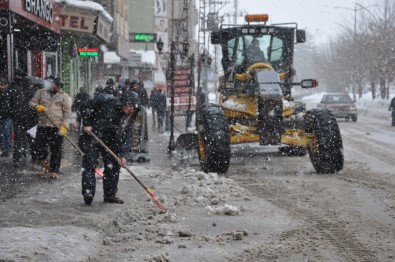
[227,37,246,72]
[269,37,284,62]
[226,33,285,74]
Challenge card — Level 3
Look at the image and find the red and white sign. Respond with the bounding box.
[167,96,196,111]
[167,67,193,97]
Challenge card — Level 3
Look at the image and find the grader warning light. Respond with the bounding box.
[245,14,269,23]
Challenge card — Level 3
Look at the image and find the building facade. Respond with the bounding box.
[58,0,112,97]
[93,0,131,84]
[0,0,61,81]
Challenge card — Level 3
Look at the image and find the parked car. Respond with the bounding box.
[317,93,358,122]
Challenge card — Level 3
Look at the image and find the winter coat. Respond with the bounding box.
[132,87,149,107]
[29,88,72,129]
[149,90,160,109]
[0,88,10,121]
[390,97,395,117]
[72,92,90,113]
[158,93,167,111]
[7,79,37,128]
[103,85,118,97]
[81,93,137,157]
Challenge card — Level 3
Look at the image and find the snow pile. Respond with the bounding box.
[222,99,246,111]
[56,0,113,22]
[156,169,250,209]
[205,204,240,216]
[354,92,394,120]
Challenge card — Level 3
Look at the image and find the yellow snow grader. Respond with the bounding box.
[182,14,344,174]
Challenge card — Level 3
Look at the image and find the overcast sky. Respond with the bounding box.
[220,0,377,45]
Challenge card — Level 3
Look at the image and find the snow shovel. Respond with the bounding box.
[89,131,165,212]
[40,111,84,155]
[41,111,104,177]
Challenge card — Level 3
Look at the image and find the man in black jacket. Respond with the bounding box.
[79,91,140,205]
[7,70,38,167]
[0,77,12,157]
[103,78,118,97]
[149,88,160,129]
[72,87,90,132]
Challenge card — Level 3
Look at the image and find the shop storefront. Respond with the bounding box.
[58,1,111,97]
[0,0,60,81]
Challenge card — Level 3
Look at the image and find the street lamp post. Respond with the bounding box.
[186,54,195,130]
[165,40,191,153]
[168,41,176,152]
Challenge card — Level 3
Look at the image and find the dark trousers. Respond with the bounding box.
[152,107,158,127]
[36,126,64,173]
[0,118,12,153]
[13,122,29,163]
[28,134,39,161]
[79,134,120,199]
[158,109,166,132]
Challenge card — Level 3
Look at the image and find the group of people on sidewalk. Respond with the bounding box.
[0,71,72,179]
[0,72,150,205]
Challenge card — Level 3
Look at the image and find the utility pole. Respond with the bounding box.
[335,3,377,101]
[168,0,192,152]
[234,0,238,24]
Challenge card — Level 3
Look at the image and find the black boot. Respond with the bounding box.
[83,189,94,205]
[104,196,124,204]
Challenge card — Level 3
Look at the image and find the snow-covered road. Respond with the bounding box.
[1,93,394,261]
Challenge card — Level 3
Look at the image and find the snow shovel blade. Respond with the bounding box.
[95,168,104,178]
[176,133,198,151]
[146,187,166,212]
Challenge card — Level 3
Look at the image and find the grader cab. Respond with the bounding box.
[191,14,344,174]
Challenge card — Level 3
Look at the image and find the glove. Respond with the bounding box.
[35,105,46,113]
[59,126,68,137]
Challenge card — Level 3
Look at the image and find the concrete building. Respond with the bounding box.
[92,0,131,85]
[0,0,61,82]
[57,0,112,97]
[127,0,198,91]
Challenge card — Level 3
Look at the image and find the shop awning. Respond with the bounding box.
[56,0,112,22]
[130,50,156,65]
[104,52,121,64]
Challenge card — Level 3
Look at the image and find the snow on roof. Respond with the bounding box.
[56,0,113,22]
[103,51,121,64]
[130,49,156,65]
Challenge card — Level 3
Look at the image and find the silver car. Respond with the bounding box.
[317,93,358,122]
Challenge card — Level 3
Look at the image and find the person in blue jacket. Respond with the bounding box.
[79,91,140,205]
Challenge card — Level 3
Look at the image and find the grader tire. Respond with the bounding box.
[197,104,231,173]
[304,108,344,174]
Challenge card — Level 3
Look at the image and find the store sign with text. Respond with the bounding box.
[25,0,54,23]
[59,10,96,34]
[7,0,60,33]
[130,33,157,43]
[95,17,111,43]
[78,48,99,57]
